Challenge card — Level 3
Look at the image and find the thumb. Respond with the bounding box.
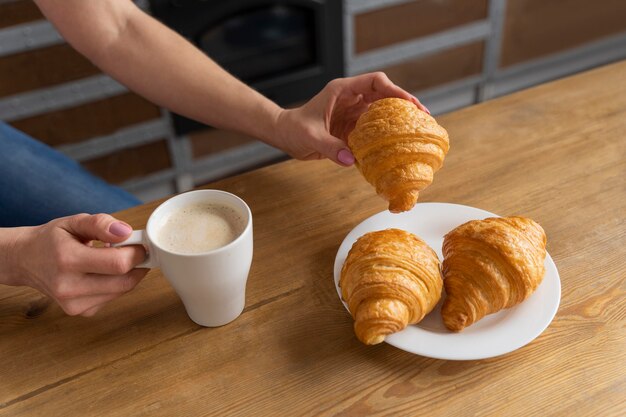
[320,135,356,167]
[63,213,134,244]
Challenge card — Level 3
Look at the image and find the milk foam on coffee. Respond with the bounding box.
[155,202,245,254]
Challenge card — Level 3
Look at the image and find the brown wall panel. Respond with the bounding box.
[501,0,626,67]
[382,42,484,93]
[0,1,43,28]
[82,140,171,184]
[354,0,488,53]
[0,44,100,97]
[10,93,161,146]
[189,128,257,159]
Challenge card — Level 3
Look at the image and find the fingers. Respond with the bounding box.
[73,244,147,275]
[61,293,123,317]
[337,149,356,166]
[407,95,430,114]
[81,304,107,317]
[61,213,147,273]
[315,133,355,167]
[59,268,148,299]
[53,269,148,316]
[339,72,431,114]
[63,213,134,244]
[53,213,146,274]
[367,72,413,101]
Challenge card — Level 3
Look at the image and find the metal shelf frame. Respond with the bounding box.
[344,0,626,114]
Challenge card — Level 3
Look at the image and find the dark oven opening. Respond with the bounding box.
[149,0,344,135]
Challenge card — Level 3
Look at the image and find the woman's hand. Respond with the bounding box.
[273,72,429,166]
[1,213,148,317]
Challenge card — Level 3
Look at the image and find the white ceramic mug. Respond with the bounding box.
[118,190,253,327]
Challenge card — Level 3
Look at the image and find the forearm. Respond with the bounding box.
[35,0,282,145]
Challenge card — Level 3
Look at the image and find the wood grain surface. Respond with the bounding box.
[1,61,625,416]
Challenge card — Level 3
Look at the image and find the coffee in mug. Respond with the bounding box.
[153,202,246,254]
[115,190,253,327]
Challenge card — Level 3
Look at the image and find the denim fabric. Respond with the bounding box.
[0,122,141,227]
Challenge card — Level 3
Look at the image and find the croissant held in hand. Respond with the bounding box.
[340,228,443,345]
[348,98,449,213]
[441,216,547,332]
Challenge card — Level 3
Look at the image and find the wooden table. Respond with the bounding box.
[2,61,625,416]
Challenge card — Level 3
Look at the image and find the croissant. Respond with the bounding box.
[339,228,443,345]
[441,216,547,332]
[348,98,449,213]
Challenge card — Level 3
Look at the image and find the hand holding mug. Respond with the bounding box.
[3,213,147,316]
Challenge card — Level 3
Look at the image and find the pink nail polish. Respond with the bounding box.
[337,149,355,166]
[109,222,132,237]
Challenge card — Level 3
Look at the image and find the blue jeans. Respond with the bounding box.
[0,122,141,227]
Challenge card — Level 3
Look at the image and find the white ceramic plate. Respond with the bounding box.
[333,203,561,360]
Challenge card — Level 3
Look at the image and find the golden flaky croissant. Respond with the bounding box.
[441,216,547,332]
[340,229,443,345]
[348,98,449,213]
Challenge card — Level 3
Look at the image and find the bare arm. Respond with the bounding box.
[34,0,282,145]
[33,0,427,166]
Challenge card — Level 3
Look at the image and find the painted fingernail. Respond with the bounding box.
[337,149,355,166]
[109,221,132,237]
[411,95,430,114]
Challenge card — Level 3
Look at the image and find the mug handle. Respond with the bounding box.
[113,230,158,269]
